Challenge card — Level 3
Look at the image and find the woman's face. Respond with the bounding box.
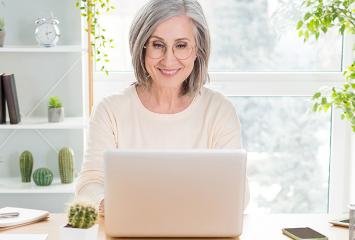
[144,15,197,90]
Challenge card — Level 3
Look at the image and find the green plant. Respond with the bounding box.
[76,0,115,76]
[48,96,63,108]
[67,201,98,228]
[0,17,4,31]
[297,0,355,132]
[19,151,33,183]
[33,168,53,186]
[58,147,74,184]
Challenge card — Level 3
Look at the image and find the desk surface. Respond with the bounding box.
[0,214,348,239]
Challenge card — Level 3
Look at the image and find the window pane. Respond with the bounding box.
[98,0,342,72]
[229,97,331,213]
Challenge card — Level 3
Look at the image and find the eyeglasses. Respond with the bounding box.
[144,40,195,60]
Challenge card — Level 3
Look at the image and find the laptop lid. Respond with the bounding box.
[104,149,247,237]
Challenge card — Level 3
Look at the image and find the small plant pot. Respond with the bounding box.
[48,107,64,122]
[60,224,98,240]
[0,31,5,47]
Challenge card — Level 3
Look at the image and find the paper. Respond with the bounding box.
[0,234,47,240]
[0,207,49,229]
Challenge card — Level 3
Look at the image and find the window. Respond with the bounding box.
[232,97,331,213]
[98,0,342,72]
[94,0,352,214]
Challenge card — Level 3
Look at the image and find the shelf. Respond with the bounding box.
[0,45,86,53]
[0,177,75,194]
[0,117,86,130]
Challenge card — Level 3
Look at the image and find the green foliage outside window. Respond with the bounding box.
[297,0,355,132]
[76,0,116,76]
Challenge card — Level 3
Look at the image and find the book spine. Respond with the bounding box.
[2,74,21,124]
[0,74,6,123]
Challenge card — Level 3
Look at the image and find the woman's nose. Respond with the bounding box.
[160,47,179,65]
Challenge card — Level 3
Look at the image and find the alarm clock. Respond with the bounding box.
[34,17,60,47]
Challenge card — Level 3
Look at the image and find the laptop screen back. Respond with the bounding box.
[104,149,247,237]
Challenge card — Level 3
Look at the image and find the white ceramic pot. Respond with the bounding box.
[0,31,5,47]
[60,224,99,240]
[48,107,64,122]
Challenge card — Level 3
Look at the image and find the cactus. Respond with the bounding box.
[67,201,98,229]
[19,151,33,182]
[33,168,53,186]
[58,147,74,184]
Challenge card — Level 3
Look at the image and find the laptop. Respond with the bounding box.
[104,149,247,237]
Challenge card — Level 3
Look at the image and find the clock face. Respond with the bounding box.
[35,23,60,47]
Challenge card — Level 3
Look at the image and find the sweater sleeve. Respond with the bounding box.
[75,99,118,206]
[212,100,242,149]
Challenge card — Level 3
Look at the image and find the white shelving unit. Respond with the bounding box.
[0,178,74,194]
[0,45,85,53]
[0,117,86,130]
[0,0,87,212]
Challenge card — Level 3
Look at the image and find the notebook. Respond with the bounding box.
[0,207,49,230]
[104,149,247,237]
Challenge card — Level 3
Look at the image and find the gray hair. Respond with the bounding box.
[129,0,210,96]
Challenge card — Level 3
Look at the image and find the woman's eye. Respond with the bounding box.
[152,43,165,49]
[176,43,187,49]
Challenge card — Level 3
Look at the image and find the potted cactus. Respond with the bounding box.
[48,96,64,122]
[58,147,74,184]
[0,17,5,47]
[60,201,99,240]
[19,150,34,183]
[32,167,54,186]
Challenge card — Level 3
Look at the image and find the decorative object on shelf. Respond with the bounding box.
[297,0,355,132]
[0,17,5,47]
[19,150,34,183]
[0,73,6,123]
[60,201,99,240]
[58,147,74,184]
[2,73,21,124]
[76,0,115,76]
[48,96,64,122]
[34,13,60,48]
[32,168,53,186]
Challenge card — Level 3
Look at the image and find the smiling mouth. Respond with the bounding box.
[158,68,181,76]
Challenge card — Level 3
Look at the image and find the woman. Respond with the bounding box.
[75,0,248,212]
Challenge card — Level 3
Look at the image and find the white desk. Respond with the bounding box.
[0,214,348,239]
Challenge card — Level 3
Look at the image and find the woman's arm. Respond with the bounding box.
[75,99,118,207]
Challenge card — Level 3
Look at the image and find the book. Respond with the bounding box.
[0,73,6,123]
[0,207,49,230]
[2,74,21,124]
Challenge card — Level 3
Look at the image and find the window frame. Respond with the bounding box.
[93,32,354,215]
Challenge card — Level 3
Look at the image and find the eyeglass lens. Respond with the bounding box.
[145,41,193,60]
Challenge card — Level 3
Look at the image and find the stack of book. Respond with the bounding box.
[0,73,21,124]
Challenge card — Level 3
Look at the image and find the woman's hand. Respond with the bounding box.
[99,199,104,216]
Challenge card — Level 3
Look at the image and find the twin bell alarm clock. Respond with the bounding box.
[34,16,60,47]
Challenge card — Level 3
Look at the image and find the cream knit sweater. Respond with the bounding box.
[75,85,248,206]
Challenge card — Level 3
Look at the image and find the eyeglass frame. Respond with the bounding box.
[143,39,196,60]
